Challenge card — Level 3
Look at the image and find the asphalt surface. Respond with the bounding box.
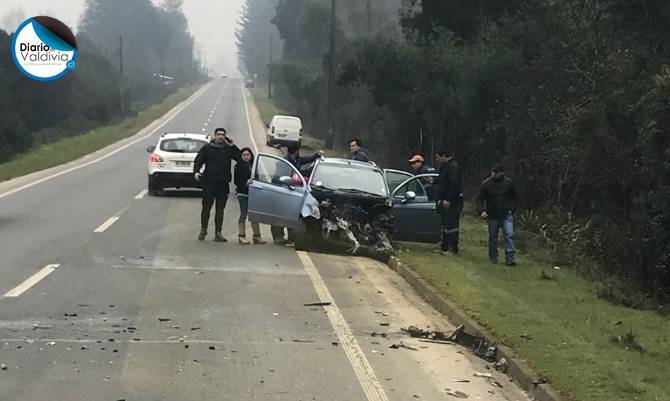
[0,78,531,401]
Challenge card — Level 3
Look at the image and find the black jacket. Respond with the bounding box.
[234,160,252,195]
[477,175,518,218]
[438,159,464,201]
[284,152,321,173]
[352,148,370,162]
[193,142,241,184]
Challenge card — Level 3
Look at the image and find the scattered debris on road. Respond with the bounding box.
[370,332,388,338]
[32,324,53,330]
[158,318,172,322]
[64,313,78,317]
[1,363,7,371]
[379,322,390,327]
[388,342,418,351]
[452,379,470,383]
[403,325,498,362]
[303,302,331,307]
[445,390,469,398]
[292,339,315,343]
[473,372,493,379]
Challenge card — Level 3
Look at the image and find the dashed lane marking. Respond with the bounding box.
[3,264,60,298]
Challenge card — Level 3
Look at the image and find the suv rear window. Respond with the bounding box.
[160,138,207,153]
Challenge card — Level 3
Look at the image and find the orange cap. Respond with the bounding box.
[408,155,424,163]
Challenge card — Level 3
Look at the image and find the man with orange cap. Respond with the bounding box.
[408,154,436,176]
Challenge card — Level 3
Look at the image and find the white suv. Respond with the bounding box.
[146,132,210,195]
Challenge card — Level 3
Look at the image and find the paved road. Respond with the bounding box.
[0,78,530,401]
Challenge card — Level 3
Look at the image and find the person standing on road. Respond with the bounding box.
[350,138,369,162]
[234,147,266,245]
[477,163,518,266]
[194,128,241,242]
[271,143,324,247]
[436,149,464,256]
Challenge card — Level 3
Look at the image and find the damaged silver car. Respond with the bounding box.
[247,153,441,258]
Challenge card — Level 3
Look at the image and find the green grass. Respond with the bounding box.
[249,88,324,153]
[397,215,670,401]
[0,84,202,183]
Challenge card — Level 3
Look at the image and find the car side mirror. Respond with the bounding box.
[146,146,155,153]
[279,176,294,190]
[401,191,416,204]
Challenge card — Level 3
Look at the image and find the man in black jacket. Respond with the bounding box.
[350,138,370,162]
[193,128,241,242]
[436,149,464,255]
[477,163,518,266]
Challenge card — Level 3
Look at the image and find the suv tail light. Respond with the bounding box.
[150,153,164,163]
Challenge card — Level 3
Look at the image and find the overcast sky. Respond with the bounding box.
[0,0,244,73]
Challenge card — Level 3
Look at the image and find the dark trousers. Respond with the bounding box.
[439,198,464,253]
[271,225,295,242]
[201,182,229,233]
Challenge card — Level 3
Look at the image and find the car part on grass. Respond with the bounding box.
[403,324,498,362]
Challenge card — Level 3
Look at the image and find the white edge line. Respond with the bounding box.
[3,264,60,298]
[134,189,148,199]
[296,251,390,401]
[94,216,120,233]
[241,82,260,153]
[0,81,214,201]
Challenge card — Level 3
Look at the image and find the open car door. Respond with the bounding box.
[384,169,413,195]
[391,174,441,243]
[248,153,306,230]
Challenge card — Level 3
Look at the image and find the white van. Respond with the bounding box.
[266,115,303,146]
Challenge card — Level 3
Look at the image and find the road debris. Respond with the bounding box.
[520,334,533,340]
[452,379,470,383]
[379,322,390,327]
[370,332,388,338]
[47,341,56,346]
[388,342,418,351]
[532,378,548,385]
[1,364,7,371]
[493,357,508,373]
[473,372,493,379]
[292,339,315,343]
[158,318,172,322]
[490,380,504,388]
[31,324,53,330]
[403,325,498,362]
[446,390,469,398]
[64,313,78,317]
[303,302,331,307]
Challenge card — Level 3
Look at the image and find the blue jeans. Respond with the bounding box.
[488,213,515,263]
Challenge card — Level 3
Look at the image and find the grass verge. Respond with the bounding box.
[0,84,202,183]
[397,215,670,401]
[249,88,324,152]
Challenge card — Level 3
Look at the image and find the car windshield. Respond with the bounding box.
[275,118,301,130]
[160,138,207,153]
[311,163,388,197]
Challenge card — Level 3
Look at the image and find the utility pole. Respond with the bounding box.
[119,35,125,114]
[268,35,273,99]
[326,0,336,149]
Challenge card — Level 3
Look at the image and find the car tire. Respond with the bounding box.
[148,175,161,196]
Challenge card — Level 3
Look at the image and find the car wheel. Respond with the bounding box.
[148,175,161,196]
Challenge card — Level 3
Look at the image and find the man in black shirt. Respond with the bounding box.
[436,149,464,255]
[193,128,241,242]
[477,163,518,266]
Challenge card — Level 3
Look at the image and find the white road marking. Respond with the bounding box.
[3,264,60,298]
[134,189,148,199]
[0,81,214,201]
[241,82,260,153]
[297,252,390,401]
[94,216,120,233]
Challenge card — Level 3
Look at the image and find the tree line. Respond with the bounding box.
[237,0,670,305]
[0,0,203,164]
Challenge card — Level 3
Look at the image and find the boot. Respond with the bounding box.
[251,222,266,244]
[198,228,207,241]
[238,222,250,245]
[214,232,228,242]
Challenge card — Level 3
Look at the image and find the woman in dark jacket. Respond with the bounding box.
[234,147,266,245]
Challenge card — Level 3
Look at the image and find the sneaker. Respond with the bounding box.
[239,236,250,245]
[198,229,207,241]
[214,233,228,243]
[505,260,517,266]
[285,241,295,248]
[253,236,267,245]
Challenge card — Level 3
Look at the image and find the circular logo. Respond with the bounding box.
[11,16,78,81]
